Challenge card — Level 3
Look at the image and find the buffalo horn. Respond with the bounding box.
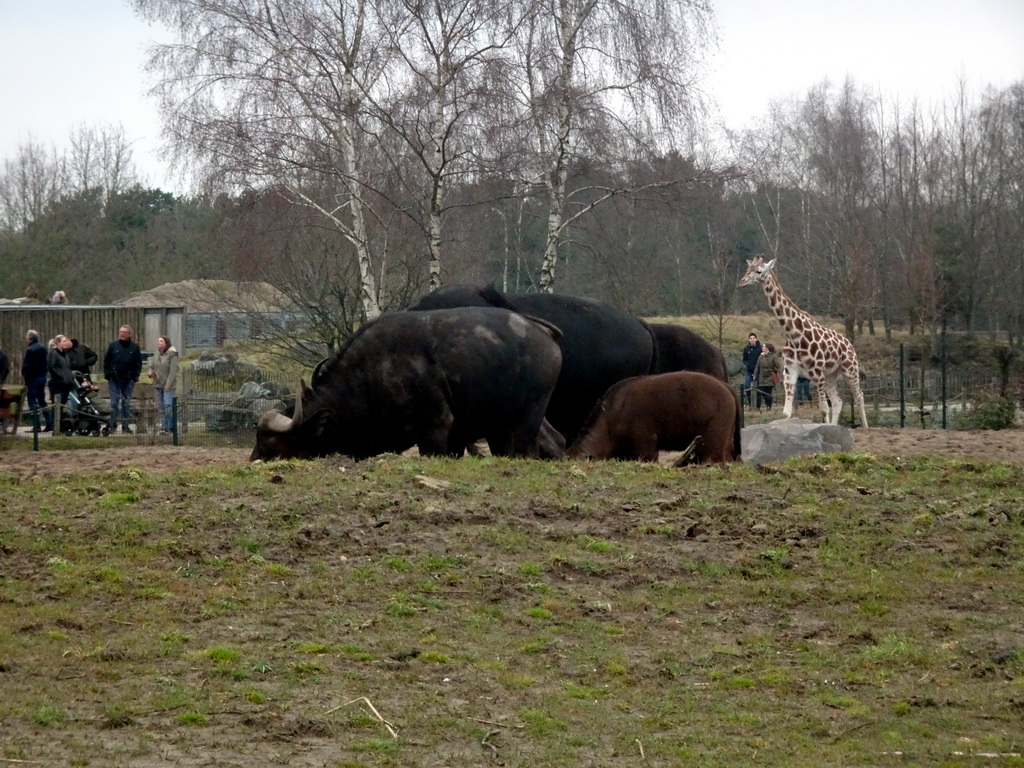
[261,380,308,433]
[259,410,295,433]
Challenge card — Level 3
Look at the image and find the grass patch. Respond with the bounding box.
[0,452,1021,764]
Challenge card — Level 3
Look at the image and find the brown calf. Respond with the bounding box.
[567,371,741,463]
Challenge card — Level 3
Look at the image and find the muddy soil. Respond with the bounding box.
[1,426,1021,480]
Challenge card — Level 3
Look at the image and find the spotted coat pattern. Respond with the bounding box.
[739,257,868,427]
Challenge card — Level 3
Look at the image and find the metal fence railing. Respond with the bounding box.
[739,372,1008,429]
[2,363,1019,452]
[1,381,287,452]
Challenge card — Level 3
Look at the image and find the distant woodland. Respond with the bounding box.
[2,0,1022,351]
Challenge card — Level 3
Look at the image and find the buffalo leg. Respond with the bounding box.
[536,419,565,459]
[486,433,513,457]
[465,440,487,457]
[417,426,462,457]
[509,425,543,458]
[704,416,740,463]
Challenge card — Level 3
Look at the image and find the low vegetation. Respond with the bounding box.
[1,452,1022,766]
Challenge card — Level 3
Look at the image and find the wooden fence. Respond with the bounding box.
[0,305,185,385]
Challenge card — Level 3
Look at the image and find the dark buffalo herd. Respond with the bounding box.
[406,284,665,443]
[252,284,740,464]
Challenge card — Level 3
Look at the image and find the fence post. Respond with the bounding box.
[899,343,905,428]
[941,325,948,429]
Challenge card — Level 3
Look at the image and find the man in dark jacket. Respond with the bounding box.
[103,325,143,434]
[741,333,762,408]
[22,330,49,431]
[47,335,76,432]
[67,338,98,375]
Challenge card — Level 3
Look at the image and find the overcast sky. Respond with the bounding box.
[2,0,1022,194]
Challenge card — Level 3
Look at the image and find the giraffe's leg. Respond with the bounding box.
[781,357,798,419]
[846,374,869,428]
[825,384,843,425]
[781,382,795,418]
[813,381,829,423]
[781,370,795,418]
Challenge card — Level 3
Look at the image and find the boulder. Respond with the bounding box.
[741,418,855,465]
[206,405,261,432]
[205,381,292,432]
[191,351,263,381]
[724,355,745,377]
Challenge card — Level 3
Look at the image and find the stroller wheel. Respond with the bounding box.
[100,426,111,437]
[75,423,93,437]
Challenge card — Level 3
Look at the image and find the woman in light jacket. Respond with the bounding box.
[149,336,179,433]
[753,342,782,411]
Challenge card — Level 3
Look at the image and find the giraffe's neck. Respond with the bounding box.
[762,273,814,339]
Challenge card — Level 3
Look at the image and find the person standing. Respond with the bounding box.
[103,325,143,434]
[22,330,49,431]
[742,333,762,408]
[753,342,781,410]
[47,335,76,432]
[67,337,98,376]
[148,335,179,433]
[796,375,813,405]
[0,343,10,433]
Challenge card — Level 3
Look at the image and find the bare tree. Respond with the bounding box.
[870,97,939,338]
[735,79,882,338]
[978,82,1024,343]
[365,0,537,289]
[66,124,140,197]
[0,139,66,235]
[694,187,746,350]
[133,0,410,320]
[799,80,882,337]
[922,79,1005,334]
[510,0,714,292]
[0,128,150,299]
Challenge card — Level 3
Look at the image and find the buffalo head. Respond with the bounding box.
[250,380,335,460]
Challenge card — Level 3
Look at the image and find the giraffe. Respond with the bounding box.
[739,256,868,427]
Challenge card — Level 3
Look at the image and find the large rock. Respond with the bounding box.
[191,351,264,381]
[724,355,745,377]
[205,381,293,432]
[741,418,855,465]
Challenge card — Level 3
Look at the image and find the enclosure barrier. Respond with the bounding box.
[0,345,1017,452]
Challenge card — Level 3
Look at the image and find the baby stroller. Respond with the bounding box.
[59,373,110,437]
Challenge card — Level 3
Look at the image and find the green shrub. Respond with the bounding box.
[956,389,1017,430]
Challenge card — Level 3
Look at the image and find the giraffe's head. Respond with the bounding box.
[738,256,777,287]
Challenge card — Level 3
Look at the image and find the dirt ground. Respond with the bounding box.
[1,426,1022,479]
[1,423,1022,766]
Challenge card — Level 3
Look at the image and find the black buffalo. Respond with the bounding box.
[407,285,656,443]
[251,307,562,461]
[649,323,729,381]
